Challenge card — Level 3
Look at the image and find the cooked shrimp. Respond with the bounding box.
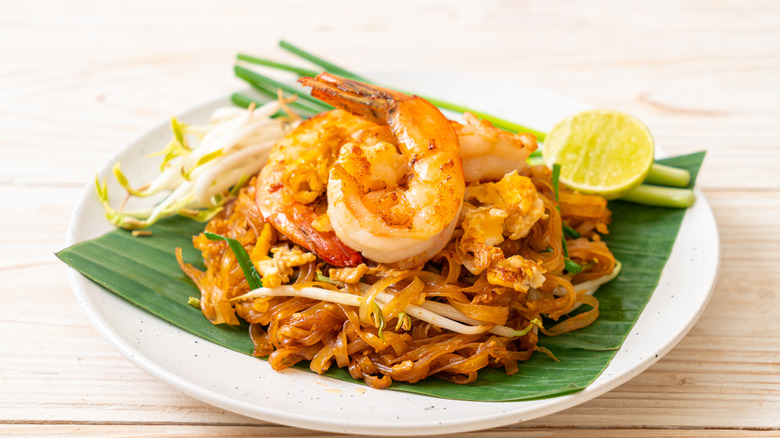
[452,112,538,183]
[299,73,465,267]
[255,109,395,267]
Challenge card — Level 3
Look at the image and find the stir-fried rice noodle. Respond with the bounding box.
[177,157,617,388]
[174,73,617,389]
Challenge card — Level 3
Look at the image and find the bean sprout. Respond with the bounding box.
[97,99,298,229]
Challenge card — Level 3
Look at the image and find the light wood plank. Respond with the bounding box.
[1,1,778,189]
[2,0,780,435]
[2,424,779,438]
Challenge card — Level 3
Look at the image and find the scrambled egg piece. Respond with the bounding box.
[464,171,545,241]
[487,255,546,292]
[461,205,507,248]
[329,263,370,284]
[458,172,546,278]
[457,221,504,276]
[311,212,333,232]
[281,125,345,205]
[255,245,316,288]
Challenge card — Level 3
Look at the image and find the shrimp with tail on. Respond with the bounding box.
[298,73,466,268]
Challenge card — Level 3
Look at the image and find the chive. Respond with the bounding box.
[257,42,696,208]
[315,273,339,285]
[551,163,562,200]
[536,149,690,192]
[242,78,335,115]
[527,147,544,166]
[546,160,694,209]
[234,65,333,112]
[231,92,318,119]
[279,40,368,81]
[563,224,581,239]
[552,163,582,273]
[243,80,317,110]
[417,96,547,141]
[644,163,691,188]
[248,83,326,116]
[236,50,341,116]
[247,82,284,101]
[230,92,257,109]
[562,226,579,239]
[204,232,263,289]
[274,41,545,138]
[527,155,545,167]
[564,259,583,274]
[234,87,320,118]
[620,184,696,208]
[238,53,319,77]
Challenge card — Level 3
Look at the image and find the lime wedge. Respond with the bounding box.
[542,110,654,200]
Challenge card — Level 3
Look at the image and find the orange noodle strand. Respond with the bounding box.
[179,155,618,389]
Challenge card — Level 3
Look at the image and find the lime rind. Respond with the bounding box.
[542,110,654,200]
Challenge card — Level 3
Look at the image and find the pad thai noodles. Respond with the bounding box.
[177,73,618,388]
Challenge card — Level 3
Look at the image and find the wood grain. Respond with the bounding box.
[2,0,779,436]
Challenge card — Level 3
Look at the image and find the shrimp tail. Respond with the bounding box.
[267,203,363,267]
[299,74,397,124]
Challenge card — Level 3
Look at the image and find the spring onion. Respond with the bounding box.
[551,163,583,273]
[551,163,562,200]
[644,162,691,188]
[239,41,698,209]
[234,65,332,113]
[204,232,263,289]
[315,273,340,286]
[620,184,697,208]
[237,53,319,77]
[279,41,368,81]
[230,92,318,119]
[236,41,547,140]
[563,225,581,239]
[564,259,584,274]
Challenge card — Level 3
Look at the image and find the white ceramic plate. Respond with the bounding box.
[66,71,719,436]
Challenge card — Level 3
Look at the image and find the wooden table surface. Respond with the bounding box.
[2,1,779,436]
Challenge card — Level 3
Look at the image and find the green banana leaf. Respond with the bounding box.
[57,151,705,401]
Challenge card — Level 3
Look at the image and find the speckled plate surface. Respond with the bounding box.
[65,71,719,435]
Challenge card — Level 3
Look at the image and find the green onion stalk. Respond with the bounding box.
[234,40,697,208]
[552,164,583,274]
